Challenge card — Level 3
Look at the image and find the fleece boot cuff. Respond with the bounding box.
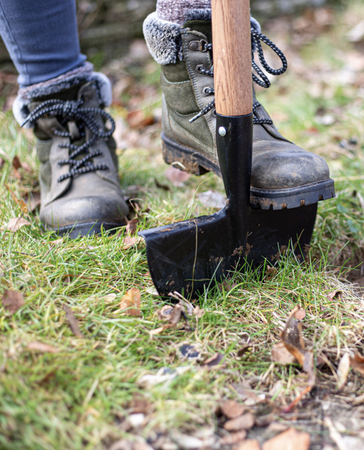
[12,62,113,127]
[143,10,261,65]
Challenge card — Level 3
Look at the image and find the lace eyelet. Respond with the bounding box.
[196,64,205,73]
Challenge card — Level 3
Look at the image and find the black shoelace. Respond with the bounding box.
[23,97,115,182]
[189,28,288,124]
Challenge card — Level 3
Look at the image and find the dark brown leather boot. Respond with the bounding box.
[14,66,129,237]
[143,11,335,210]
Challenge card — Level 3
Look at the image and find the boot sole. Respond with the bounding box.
[48,221,126,239]
[162,132,335,210]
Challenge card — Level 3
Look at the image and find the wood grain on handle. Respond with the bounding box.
[212,0,252,116]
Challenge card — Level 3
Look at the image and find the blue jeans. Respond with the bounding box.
[0,0,86,87]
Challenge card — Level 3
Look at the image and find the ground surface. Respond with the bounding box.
[1,2,364,450]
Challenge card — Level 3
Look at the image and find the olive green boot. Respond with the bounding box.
[13,64,129,237]
[144,11,335,210]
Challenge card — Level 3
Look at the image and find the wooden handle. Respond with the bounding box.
[212,0,252,116]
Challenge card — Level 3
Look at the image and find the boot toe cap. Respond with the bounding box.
[40,193,129,233]
[251,143,330,190]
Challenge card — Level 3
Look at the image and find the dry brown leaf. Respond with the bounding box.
[202,353,225,367]
[127,110,154,129]
[64,305,84,338]
[120,236,141,250]
[149,324,174,335]
[221,400,246,419]
[151,304,182,334]
[224,413,255,431]
[262,428,310,450]
[294,307,306,321]
[126,218,138,236]
[220,430,247,445]
[27,341,59,353]
[337,353,351,390]
[282,306,315,387]
[119,288,141,316]
[22,191,41,213]
[164,166,190,187]
[235,440,261,450]
[272,341,297,365]
[2,289,25,314]
[5,185,28,214]
[350,353,364,376]
[157,305,174,321]
[12,155,22,170]
[327,290,343,301]
[169,304,182,325]
[193,305,205,319]
[0,157,5,169]
[5,217,31,233]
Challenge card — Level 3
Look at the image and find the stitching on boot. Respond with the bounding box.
[161,72,191,85]
[181,29,216,147]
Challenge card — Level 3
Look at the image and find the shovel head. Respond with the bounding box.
[140,114,317,297]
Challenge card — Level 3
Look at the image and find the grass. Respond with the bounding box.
[1,2,364,449]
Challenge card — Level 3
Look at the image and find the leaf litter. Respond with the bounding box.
[3,217,31,233]
[2,289,25,314]
[64,305,84,338]
[119,288,141,316]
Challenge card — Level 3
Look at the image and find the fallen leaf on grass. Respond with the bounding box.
[224,413,255,431]
[178,343,200,360]
[235,440,261,450]
[12,156,22,170]
[27,341,59,353]
[221,399,246,419]
[282,306,315,387]
[169,291,194,315]
[327,290,343,301]
[164,166,190,187]
[157,305,174,321]
[102,293,117,303]
[120,236,141,250]
[119,288,141,316]
[5,185,28,214]
[337,353,351,390]
[281,306,315,413]
[262,428,310,450]
[127,110,154,129]
[197,189,225,209]
[22,191,41,213]
[151,304,182,334]
[272,341,297,365]
[350,353,364,376]
[2,289,25,314]
[125,218,138,236]
[64,305,84,338]
[202,353,225,367]
[193,305,205,319]
[220,430,247,445]
[138,366,190,387]
[3,217,31,233]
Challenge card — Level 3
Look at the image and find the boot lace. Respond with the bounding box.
[23,97,115,182]
[190,28,287,124]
